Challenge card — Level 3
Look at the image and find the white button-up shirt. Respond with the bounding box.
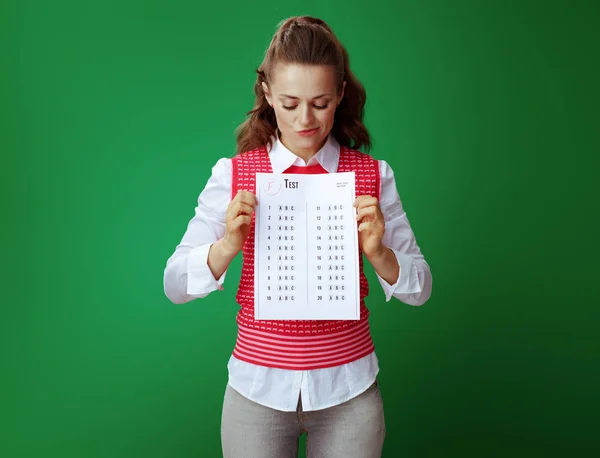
[164,134,432,411]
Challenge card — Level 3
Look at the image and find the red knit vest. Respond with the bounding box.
[230,145,381,370]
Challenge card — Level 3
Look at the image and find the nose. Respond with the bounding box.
[298,104,314,127]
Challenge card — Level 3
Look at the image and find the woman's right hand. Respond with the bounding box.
[207,190,257,280]
[222,190,258,255]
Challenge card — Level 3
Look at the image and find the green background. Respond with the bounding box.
[2,0,599,456]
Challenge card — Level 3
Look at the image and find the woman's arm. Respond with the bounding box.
[355,160,432,306]
[163,158,232,304]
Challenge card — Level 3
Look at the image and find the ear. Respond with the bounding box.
[261,81,272,106]
[338,81,346,106]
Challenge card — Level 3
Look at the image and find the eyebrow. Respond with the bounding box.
[279,94,331,100]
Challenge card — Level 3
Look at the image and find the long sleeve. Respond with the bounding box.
[163,158,233,304]
[374,160,432,306]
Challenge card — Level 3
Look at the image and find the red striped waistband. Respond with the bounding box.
[231,319,375,370]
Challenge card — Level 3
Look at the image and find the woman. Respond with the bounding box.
[164,15,432,458]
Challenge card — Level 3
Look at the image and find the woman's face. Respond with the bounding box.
[262,63,345,161]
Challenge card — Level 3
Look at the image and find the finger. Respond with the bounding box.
[356,205,379,222]
[354,195,378,208]
[227,200,254,220]
[230,201,255,217]
[358,221,384,235]
[353,195,367,207]
[234,190,258,206]
[358,221,370,232]
[230,214,252,229]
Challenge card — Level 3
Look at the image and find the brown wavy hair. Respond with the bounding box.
[235,16,371,154]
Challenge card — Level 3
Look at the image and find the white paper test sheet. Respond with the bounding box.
[254,172,360,320]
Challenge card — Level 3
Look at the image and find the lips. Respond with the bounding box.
[297,128,319,136]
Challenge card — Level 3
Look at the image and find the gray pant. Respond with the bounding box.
[221,381,386,458]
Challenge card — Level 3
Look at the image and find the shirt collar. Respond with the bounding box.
[267,133,340,174]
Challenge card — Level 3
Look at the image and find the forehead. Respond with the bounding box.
[270,63,337,97]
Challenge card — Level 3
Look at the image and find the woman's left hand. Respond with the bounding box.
[354,195,385,260]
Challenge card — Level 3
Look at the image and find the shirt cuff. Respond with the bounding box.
[376,249,421,301]
[186,243,226,295]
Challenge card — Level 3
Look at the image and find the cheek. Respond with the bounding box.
[319,108,337,127]
[274,108,293,127]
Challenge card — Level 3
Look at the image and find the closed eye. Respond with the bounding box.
[283,104,329,111]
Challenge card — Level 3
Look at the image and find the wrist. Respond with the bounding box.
[216,237,240,259]
[365,244,388,264]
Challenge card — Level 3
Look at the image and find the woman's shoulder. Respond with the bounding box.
[338,146,399,182]
[230,145,270,168]
[205,148,265,173]
[339,145,380,164]
[339,145,397,169]
[233,145,269,159]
